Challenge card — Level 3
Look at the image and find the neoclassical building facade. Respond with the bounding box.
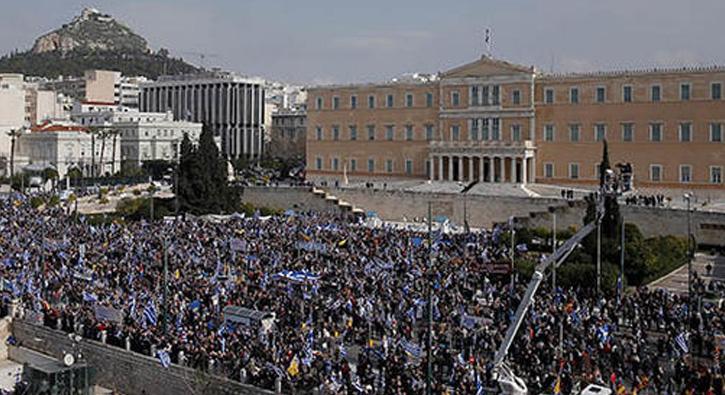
[306,57,725,190]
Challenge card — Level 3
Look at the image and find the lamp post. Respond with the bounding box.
[683,193,694,328]
[510,216,516,290]
[161,236,169,338]
[549,207,557,291]
[596,220,601,297]
[426,201,433,395]
[619,215,625,305]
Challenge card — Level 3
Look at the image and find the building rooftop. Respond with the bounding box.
[539,64,725,80]
[151,69,264,85]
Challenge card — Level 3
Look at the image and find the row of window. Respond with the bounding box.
[542,122,723,143]
[544,162,723,184]
[315,124,436,141]
[316,92,435,110]
[543,82,723,104]
[314,157,424,175]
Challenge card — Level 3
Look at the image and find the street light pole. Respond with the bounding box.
[596,221,601,297]
[619,215,625,305]
[161,236,169,337]
[426,201,433,395]
[552,211,557,291]
[510,217,515,290]
[684,193,693,328]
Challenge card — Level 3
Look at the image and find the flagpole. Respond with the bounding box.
[426,201,433,395]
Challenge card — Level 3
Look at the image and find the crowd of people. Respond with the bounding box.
[623,194,668,208]
[0,192,722,394]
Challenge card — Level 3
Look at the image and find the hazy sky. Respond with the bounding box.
[1,0,724,84]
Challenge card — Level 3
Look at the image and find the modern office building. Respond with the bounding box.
[306,56,725,190]
[42,70,144,109]
[139,70,265,160]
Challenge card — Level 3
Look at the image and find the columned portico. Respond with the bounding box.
[429,141,536,184]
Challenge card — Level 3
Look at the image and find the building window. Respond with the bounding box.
[382,125,394,141]
[482,86,490,106]
[491,119,500,140]
[349,125,358,141]
[386,94,394,108]
[316,127,323,141]
[569,163,579,179]
[544,162,554,178]
[425,125,434,141]
[712,83,722,100]
[332,96,340,109]
[405,159,413,175]
[406,93,414,107]
[350,159,357,172]
[544,88,555,104]
[595,124,606,141]
[385,159,393,173]
[544,124,555,142]
[680,83,691,101]
[711,123,723,142]
[569,124,580,142]
[711,166,723,184]
[426,160,431,178]
[367,125,375,140]
[650,123,663,142]
[332,158,339,171]
[622,123,634,142]
[315,157,322,170]
[651,85,661,102]
[368,95,375,109]
[570,87,579,104]
[650,165,662,182]
[492,86,500,105]
[316,97,323,110]
[367,159,375,173]
[470,119,479,140]
[405,125,413,141]
[426,93,433,107]
[512,125,522,142]
[350,95,358,109]
[623,86,633,103]
[481,119,490,140]
[679,123,692,142]
[471,86,479,106]
[680,165,692,183]
[512,90,521,105]
[332,126,340,141]
[451,91,460,107]
[451,125,460,140]
[596,87,606,103]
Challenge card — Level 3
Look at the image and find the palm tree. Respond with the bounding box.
[6,128,25,179]
[98,129,109,177]
[110,128,120,175]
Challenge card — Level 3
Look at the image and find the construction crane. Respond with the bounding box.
[493,164,633,394]
[181,51,220,70]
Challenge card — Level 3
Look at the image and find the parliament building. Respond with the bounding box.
[306,56,725,190]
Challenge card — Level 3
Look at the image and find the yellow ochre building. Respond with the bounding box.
[306,56,724,190]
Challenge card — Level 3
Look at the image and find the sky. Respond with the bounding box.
[1,0,724,85]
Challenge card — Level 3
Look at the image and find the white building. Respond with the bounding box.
[70,104,202,170]
[15,120,119,178]
[140,70,265,160]
[42,70,145,109]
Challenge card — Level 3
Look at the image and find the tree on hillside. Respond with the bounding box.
[176,128,239,215]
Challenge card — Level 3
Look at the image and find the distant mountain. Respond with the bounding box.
[0,8,199,79]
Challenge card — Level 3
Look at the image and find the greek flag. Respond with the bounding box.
[596,324,610,344]
[82,291,98,303]
[339,344,347,358]
[157,350,171,368]
[476,372,485,395]
[675,332,689,354]
[144,301,158,327]
[400,339,422,359]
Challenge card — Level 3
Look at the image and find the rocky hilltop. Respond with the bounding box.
[0,8,198,79]
[32,8,150,54]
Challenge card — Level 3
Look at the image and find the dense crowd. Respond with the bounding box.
[624,194,668,208]
[0,192,722,394]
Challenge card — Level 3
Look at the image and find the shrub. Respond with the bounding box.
[47,195,60,207]
[29,196,44,209]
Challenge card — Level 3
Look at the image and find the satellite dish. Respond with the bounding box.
[63,353,75,367]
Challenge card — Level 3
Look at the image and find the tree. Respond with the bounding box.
[177,128,239,215]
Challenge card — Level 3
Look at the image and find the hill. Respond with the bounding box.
[0,8,199,79]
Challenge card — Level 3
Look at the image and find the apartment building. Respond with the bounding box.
[307,56,725,189]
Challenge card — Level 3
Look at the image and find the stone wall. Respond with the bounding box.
[240,186,344,214]
[239,186,725,247]
[12,321,274,395]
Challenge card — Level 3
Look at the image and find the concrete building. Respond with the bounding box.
[70,104,202,171]
[307,56,725,190]
[0,74,30,176]
[139,70,265,160]
[42,70,144,109]
[15,120,119,178]
[269,109,306,161]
